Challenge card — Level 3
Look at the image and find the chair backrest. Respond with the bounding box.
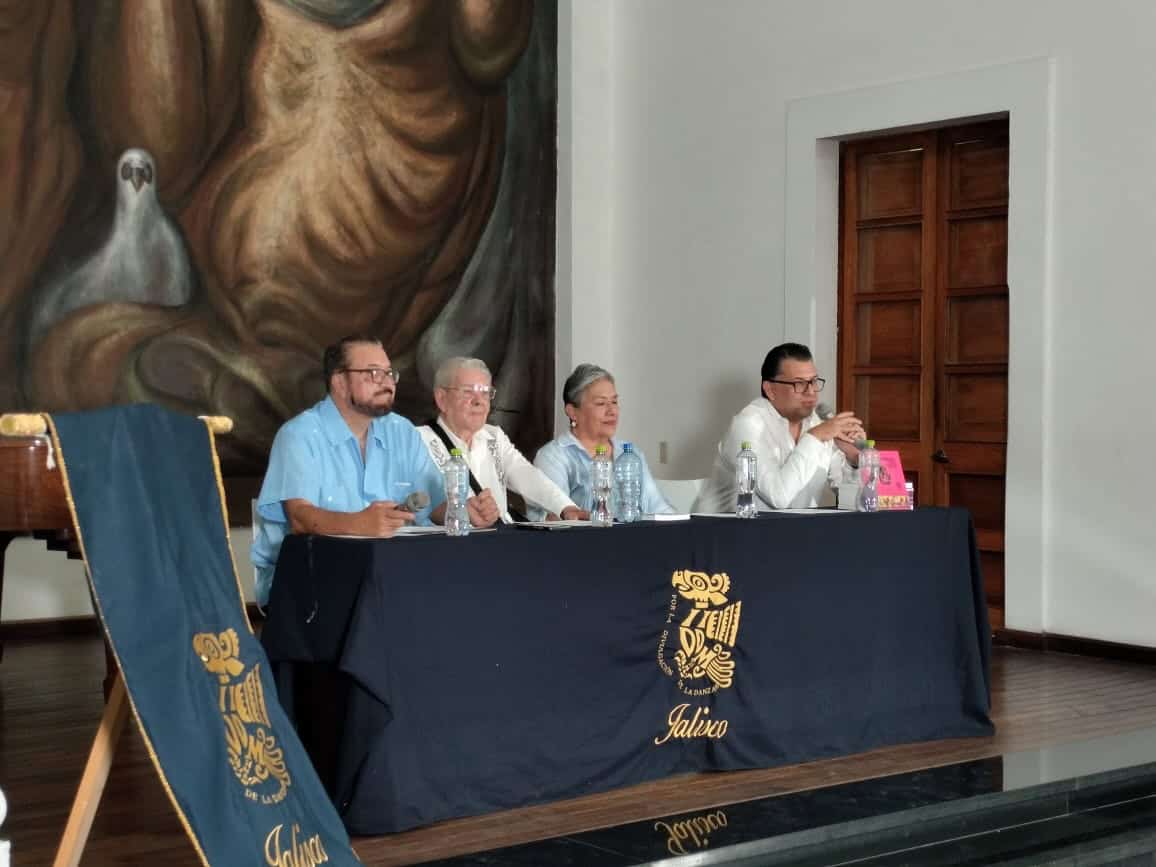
[0,783,9,867]
[656,478,706,514]
[250,499,264,603]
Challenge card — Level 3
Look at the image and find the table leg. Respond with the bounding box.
[52,672,129,867]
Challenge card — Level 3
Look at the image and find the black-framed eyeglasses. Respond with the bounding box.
[445,384,498,400]
[343,367,400,385]
[769,377,826,394]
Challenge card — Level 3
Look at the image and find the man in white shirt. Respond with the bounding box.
[694,343,865,512]
[418,357,585,523]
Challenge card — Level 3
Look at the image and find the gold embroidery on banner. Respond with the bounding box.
[265,823,331,866]
[654,809,728,856]
[46,414,216,867]
[655,569,743,743]
[194,628,292,804]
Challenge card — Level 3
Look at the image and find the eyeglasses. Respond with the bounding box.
[768,377,826,394]
[445,384,498,401]
[343,367,400,385]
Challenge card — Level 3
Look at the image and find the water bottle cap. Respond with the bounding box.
[594,444,607,455]
[740,441,752,450]
[450,447,463,456]
[866,439,876,448]
[621,442,633,452]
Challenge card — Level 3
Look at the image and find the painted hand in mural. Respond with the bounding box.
[15,0,544,471]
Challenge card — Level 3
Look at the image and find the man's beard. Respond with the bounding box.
[351,391,394,418]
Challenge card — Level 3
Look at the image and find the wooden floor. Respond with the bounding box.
[3,638,1156,865]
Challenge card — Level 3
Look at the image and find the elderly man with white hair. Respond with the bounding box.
[418,357,587,524]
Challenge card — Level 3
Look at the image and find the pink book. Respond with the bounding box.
[875,450,910,510]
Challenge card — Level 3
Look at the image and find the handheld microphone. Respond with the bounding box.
[400,491,430,513]
[817,402,868,449]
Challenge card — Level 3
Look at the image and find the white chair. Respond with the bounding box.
[251,499,267,613]
[656,478,706,514]
[0,783,9,866]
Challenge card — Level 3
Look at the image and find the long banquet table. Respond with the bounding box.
[261,508,992,834]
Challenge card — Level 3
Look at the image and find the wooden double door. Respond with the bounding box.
[838,119,1009,629]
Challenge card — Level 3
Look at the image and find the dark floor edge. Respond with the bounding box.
[422,725,1156,867]
[640,762,1156,866]
[996,629,1156,665]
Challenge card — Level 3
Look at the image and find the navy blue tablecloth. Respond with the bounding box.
[261,508,992,834]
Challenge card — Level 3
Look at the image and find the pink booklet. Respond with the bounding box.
[875,450,910,510]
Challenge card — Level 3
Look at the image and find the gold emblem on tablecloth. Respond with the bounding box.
[193,628,291,804]
[656,570,743,696]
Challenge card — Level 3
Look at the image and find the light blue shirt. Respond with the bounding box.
[251,396,446,604]
[532,432,675,519]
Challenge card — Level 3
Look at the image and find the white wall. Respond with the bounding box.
[561,0,1156,646]
[10,1,1156,648]
[1,529,255,621]
[556,0,618,434]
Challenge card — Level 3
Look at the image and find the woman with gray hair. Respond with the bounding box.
[418,357,586,524]
[533,363,675,518]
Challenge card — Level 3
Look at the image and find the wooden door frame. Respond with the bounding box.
[784,58,1054,633]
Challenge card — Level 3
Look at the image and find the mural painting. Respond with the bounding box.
[0,0,556,479]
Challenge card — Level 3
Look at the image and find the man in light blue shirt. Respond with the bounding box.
[251,336,497,605]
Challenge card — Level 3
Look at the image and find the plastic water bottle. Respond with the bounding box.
[736,441,758,518]
[857,439,879,513]
[444,448,471,536]
[591,444,614,527]
[614,442,643,522]
[905,481,915,510]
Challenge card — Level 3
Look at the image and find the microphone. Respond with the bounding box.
[400,491,430,513]
[817,402,868,449]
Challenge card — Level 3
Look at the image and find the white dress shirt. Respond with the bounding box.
[418,419,576,522]
[693,397,850,512]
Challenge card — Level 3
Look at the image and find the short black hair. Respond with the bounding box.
[323,335,383,392]
[760,343,813,393]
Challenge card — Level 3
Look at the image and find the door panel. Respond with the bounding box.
[857,226,923,292]
[947,295,1009,363]
[936,122,1009,630]
[855,301,922,365]
[858,149,924,217]
[949,140,1009,208]
[840,119,1009,630]
[840,132,938,517]
[947,216,1008,288]
[944,371,1008,442]
[854,375,922,440]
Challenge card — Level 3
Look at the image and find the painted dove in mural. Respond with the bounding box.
[15,0,551,473]
[30,149,194,344]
